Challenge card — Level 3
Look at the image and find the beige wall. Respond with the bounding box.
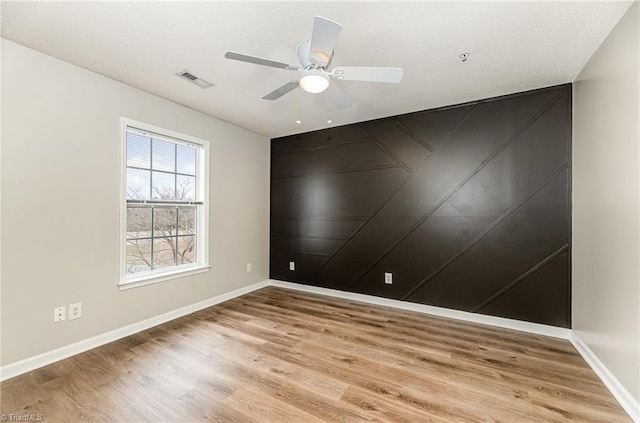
[573,2,639,402]
[0,39,270,366]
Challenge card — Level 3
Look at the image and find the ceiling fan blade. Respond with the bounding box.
[225,52,298,70]
[262,80,299,100]
[332,67,404,83]
[309,16,343,66]
[328,83,352,110]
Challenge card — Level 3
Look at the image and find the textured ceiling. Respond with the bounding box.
[1,1,632,138]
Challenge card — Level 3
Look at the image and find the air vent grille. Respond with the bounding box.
[176,70,214,89]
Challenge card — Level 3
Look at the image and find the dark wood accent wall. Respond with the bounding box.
[270,84,572,328]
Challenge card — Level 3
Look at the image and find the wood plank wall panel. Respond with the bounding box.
[270,84,572,327]
[271,125,369,154]
[271,167,409,219]
[271,141,399,177]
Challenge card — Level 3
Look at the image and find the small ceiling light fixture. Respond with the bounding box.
[296,120,302,124]
[327,119,332,124]
[299,70,330,94]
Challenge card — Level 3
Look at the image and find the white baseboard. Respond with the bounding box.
[0,279,270,382]
[2,278,637,423]
[269,279,572,340]
[569,332,640,422]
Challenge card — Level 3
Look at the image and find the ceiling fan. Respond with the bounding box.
[224,16,403,108]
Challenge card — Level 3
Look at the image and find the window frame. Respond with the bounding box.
[119,118,210,290]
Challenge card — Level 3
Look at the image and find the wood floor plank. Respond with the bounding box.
[230,291,612,398]
[245,289,584,365]
[0,286,631,422]
[225,387,326,423]
[219,294,612,404]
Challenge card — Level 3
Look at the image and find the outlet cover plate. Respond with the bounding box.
[54,306,66,323]
[385,272,393,284]
[69,302,82,320]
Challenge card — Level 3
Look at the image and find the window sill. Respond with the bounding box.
[118,265,211,290]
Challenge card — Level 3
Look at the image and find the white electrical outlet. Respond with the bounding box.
[246,263,253,273]
[385,272,393,284]
[69,302,82,320]
[54,306,66,323]
[289,261,295,271]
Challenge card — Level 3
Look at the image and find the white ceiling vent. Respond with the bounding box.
[176,70,214,89]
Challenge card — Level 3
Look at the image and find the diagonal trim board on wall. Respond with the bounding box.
[271,84,572,328]
[471,244,568,312]
[0,279,636,421]
[348,92,567,291]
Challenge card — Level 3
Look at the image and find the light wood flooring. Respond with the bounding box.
[0,287,631,422]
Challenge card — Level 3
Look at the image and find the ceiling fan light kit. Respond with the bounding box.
[224,15,404,108]
[299,70,330,93]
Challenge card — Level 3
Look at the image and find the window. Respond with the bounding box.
[120,119,209,288]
